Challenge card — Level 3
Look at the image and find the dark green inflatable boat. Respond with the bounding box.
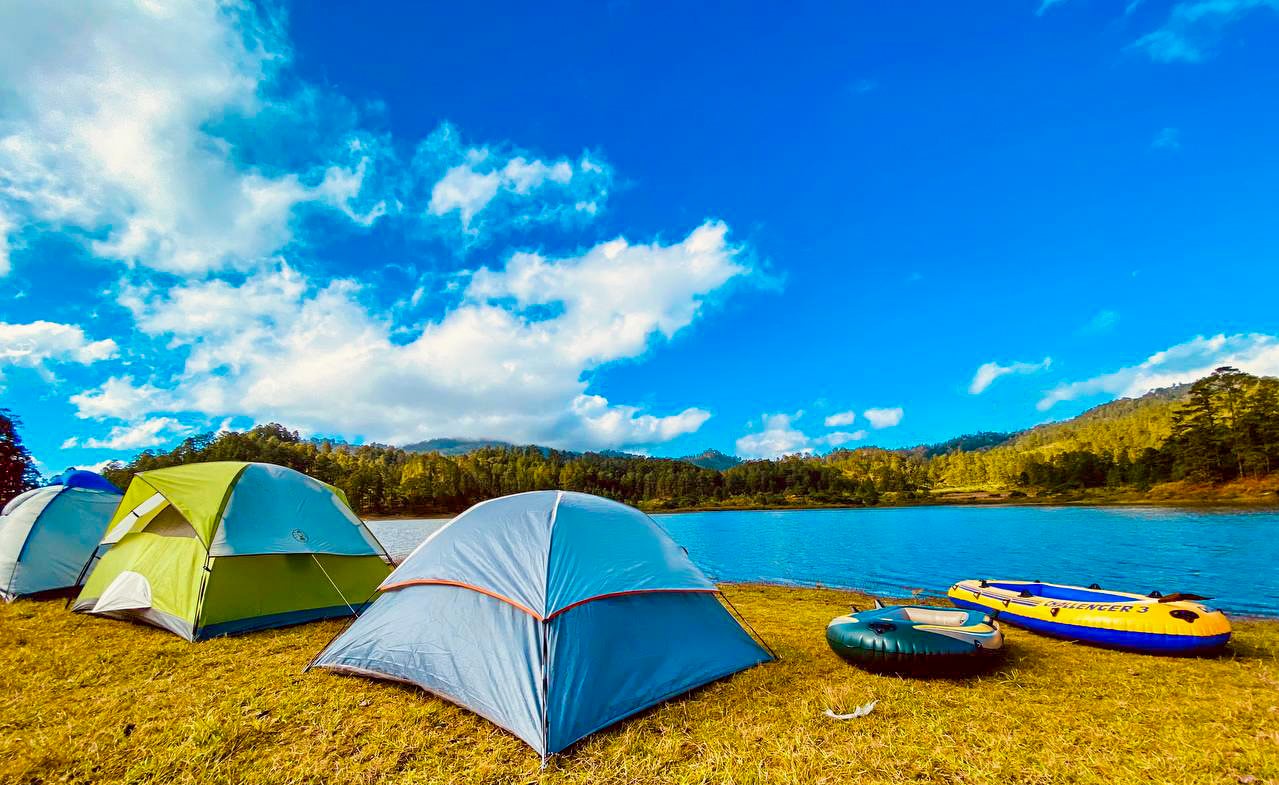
[827,603,1004,673]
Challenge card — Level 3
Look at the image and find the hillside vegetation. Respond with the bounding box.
[76,367,1279,515]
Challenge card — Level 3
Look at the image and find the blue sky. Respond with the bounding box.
[2,0,1278,472]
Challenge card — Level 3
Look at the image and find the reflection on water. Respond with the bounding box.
[368,504,1279,617]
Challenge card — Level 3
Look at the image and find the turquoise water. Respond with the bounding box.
[367,505,1279,617]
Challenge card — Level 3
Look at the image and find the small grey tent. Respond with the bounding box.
[0,470,122,600]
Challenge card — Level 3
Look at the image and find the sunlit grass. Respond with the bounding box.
[3,585,1277,784]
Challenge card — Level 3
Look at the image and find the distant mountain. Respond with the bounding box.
[401,438,742,468]
[594,449,647,459]
[401,438,516,455]
[402,438,641,458]
[680,449,742,471]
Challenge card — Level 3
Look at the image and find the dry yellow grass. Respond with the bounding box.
[2,585,1277,784]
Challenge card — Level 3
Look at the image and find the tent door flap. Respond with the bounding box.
[92,571,154,613]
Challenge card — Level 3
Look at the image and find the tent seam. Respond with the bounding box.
[192,463,249,638]
[5,487,66,598]
[541,490,562,761]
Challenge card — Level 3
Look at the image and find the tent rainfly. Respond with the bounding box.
[310,490,773,757]
[73,462,391,640]
[0,470,123,601]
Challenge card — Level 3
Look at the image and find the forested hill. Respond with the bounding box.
[401,438,520,455]
[37,367,1278,516]
[1006,383,1189,456]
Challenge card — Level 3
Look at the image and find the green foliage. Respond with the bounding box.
[0,409,40,506]
[100,370,1279,515]
[680,449,743,471]
[922,431,1016,457]
[1165,366,1279,482]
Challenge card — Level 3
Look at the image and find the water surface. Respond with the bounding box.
[368,505,1279,617]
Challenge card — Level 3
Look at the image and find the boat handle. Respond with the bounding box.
[1169,609,1199,624]
[868,621,897,635]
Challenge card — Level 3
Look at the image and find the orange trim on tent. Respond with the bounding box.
[379,579,720,622]
[379,578,542,619]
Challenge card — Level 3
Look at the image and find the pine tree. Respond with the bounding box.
[0,409,41,506]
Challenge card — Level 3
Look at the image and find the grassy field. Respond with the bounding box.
[3,585,1277,785]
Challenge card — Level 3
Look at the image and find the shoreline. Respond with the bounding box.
[716,581,1279,622]
[363,492,1279,521]
[648,496,1279,515]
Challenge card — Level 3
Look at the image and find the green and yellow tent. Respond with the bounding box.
[73,462,391,641]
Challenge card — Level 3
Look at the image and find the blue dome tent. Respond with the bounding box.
[310,490,773,757]
[0,470,123,600]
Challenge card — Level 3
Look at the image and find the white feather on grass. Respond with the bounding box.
[824,700,877,720]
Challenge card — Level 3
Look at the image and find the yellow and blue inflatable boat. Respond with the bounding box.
[948,579,1231,654]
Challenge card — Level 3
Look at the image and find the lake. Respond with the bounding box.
[367,504,1279,617]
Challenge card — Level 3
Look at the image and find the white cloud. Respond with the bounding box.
[67,458,121,474]
[737,412,871,457]
[70,376,167,420]
[1130,0,1279,63]
[217,417,247,434]
[863,407,904,429]
[95,221,747,450]
[118,264,308,342]
[7,3,751,457]
[823,430,868,447]
[969,357,1053,394]
[736,413,814,459]
[0,0,386,275]
[824,410,856,427]
[429,161,500,229]
[76,417,192,450]
[416,124,611,241]
[570,395,710,446]
[0,211,12,276]
[1036,0,1069,15]
[0,321,118,380]
[1037,333,1279,411]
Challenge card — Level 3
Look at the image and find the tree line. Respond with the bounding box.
[2,367,1277,514]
